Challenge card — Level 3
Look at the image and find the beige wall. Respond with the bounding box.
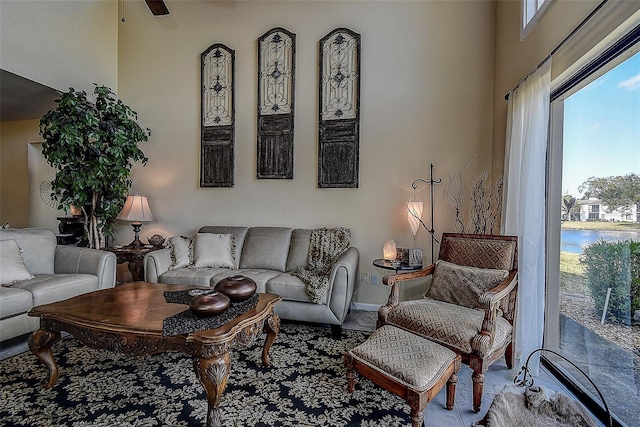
[117,0,497,305]
[0,0,119,232]
[0,0,118,93]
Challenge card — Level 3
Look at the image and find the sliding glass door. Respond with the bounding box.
[545,42,639,427]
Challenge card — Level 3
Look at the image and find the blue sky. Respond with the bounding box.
[562,51,640,197]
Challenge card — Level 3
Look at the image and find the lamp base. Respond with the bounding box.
[127,222,145,248]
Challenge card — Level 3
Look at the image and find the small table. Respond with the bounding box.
[373,258,423,272]
[103,245,162,282]
[28,282,282,427]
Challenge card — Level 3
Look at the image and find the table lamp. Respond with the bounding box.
[116,195,155,247]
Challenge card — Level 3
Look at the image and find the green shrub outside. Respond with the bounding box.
[581,240,640,324]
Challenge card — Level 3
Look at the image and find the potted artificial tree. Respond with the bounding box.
[40,85,149,249]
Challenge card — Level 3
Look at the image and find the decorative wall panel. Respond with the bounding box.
[201,44,235,187]
[257,28,296,179]
[318,28,361,188]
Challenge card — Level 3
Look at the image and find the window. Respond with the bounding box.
[521,0,553,39]
[546,37,640,427]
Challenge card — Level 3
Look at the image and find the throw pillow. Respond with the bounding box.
[427,260,509,309]
[190,233,236,269]
[0,239,35,286]
[168,236,192,270]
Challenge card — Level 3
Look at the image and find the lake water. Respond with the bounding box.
[561,228,640,253]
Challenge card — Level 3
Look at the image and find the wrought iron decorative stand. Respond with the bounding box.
[410,163,442,264]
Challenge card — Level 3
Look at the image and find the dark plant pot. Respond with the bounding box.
[215,275,257,302]
[189,292,231,317]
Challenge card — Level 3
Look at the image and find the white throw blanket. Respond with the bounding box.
[291,227,351,304]
[474,385,599,427]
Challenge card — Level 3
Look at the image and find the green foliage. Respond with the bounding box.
[578,174,640,214]
[39,85,149,248]
[581,240,640,324]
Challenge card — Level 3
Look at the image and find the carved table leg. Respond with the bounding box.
[262,313,280,367]
[28,328,61,389]
[194,353,230,427]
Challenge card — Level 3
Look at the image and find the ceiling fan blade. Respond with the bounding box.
[144,0,169,16]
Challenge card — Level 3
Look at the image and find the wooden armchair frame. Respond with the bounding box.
[377,232,518,412]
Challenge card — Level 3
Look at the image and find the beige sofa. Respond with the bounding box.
[144,226,359,337]
[0,228,117,342]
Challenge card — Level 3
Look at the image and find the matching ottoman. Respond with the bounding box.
[344,325,461,427]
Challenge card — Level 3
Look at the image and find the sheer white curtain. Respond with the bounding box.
[503,59,551,374]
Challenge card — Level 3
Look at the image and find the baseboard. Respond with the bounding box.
[350,302,380,312]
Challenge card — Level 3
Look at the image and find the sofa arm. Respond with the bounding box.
[144,248,172,283]
[327,247,359,323]
[54,246,117,290]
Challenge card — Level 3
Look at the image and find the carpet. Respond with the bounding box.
[0,323,413,426]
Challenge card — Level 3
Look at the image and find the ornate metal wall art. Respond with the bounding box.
[201,44,235,187]
[257,28,296,179]
[318,28,361,188]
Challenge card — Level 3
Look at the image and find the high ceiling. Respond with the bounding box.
[0,70,59,123]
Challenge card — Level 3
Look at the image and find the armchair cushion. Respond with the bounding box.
[428,260,508,310]
[387,299,512,357]
[441,236,516,271]
[0,240,34,286]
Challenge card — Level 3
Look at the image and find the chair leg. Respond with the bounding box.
[331,324,342,339]
[446,371,458,410]
[505,342,514,369]
[409,407,425,427]
[343,353,356,393]
[471,370,485,413]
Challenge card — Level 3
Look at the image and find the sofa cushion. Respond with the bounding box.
[168,236,192,270]
[198,226,249,267]
[239,227,292,271]
[12,274,99,306]
[428,260,508,309]
[190,233,236,269]
[159,267,228,287]
[266,273,328,304]
[1,240,35,286]
[0,228,56,274]
[212,269,281,294]
[286,229,312,272]
[0,287,33,319]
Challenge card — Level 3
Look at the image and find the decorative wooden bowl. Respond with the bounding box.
[189,291,231,317]
[214,275,257,302]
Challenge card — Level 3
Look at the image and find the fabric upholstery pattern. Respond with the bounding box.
[190,233,236,269]
[442,237,515,271]
[168,236,192,270]
[0,240,34,286]
[428,260,509,309]
[387,299,512,356]
[291,227,351,304]
[349,325,457,391]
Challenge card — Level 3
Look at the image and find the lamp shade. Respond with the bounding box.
[117,195,155,223]
[407,199,423,237]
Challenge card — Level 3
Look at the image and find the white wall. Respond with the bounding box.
[118,0,497,304]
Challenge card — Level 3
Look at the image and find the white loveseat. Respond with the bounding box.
[144,226,359,337]
[0,228,117,342]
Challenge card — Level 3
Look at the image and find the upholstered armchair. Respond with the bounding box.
[377,233,518,412]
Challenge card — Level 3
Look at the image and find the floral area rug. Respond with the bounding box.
[0,323,411,426]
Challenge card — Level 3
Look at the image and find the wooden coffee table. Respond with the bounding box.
[28,281,282,427]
